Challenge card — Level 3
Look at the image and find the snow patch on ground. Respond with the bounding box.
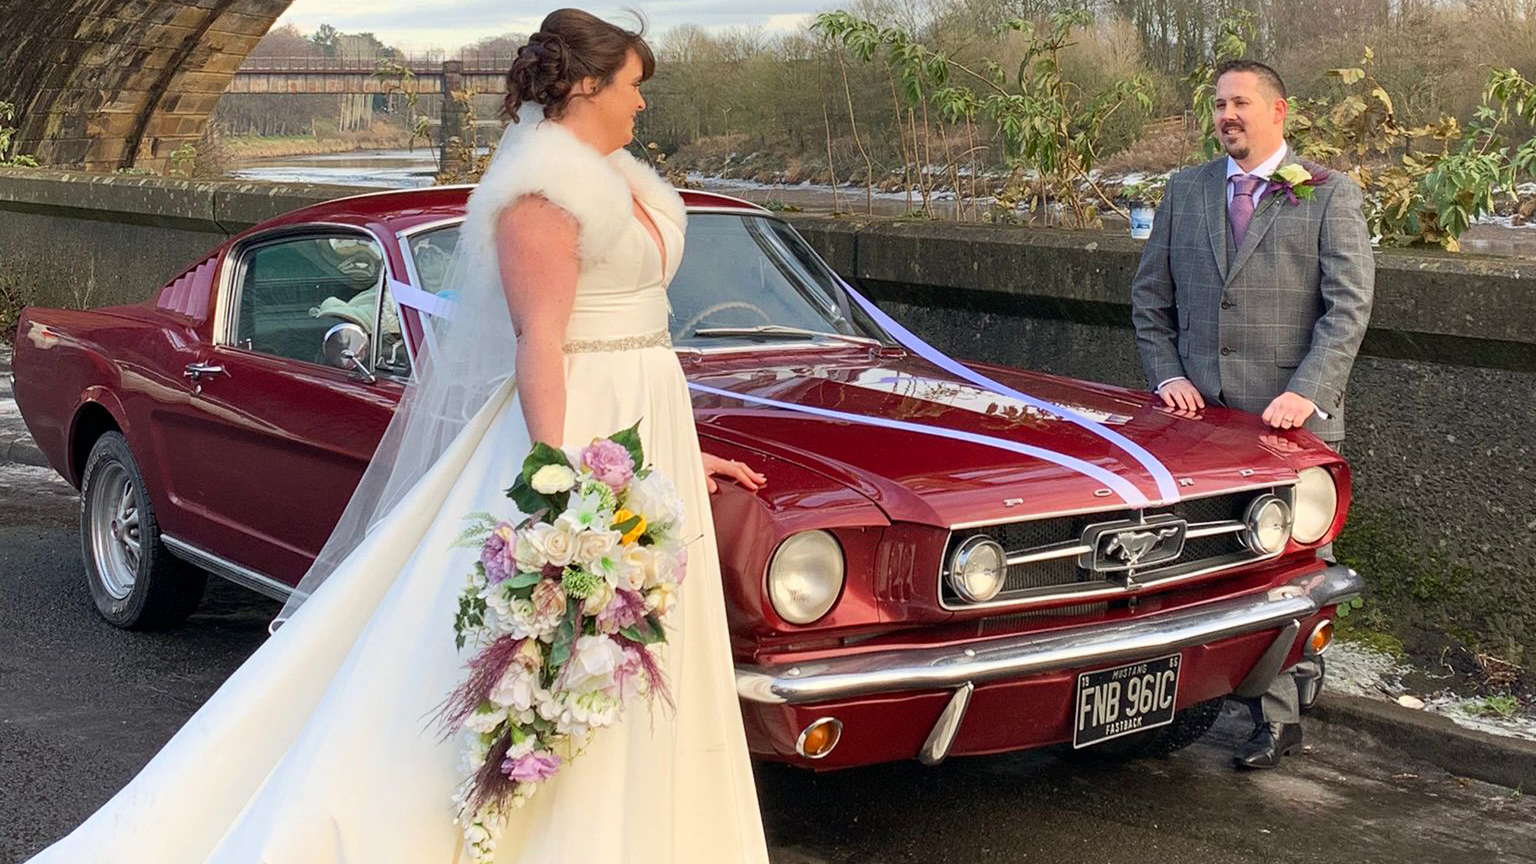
[1330,639,1536,741]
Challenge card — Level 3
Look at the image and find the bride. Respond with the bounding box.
[27,9,772,863]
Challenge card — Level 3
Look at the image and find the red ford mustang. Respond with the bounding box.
[13,186,1362,769]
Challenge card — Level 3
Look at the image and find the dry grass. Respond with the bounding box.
[219,122,420,161]
[1098,116,1201,176]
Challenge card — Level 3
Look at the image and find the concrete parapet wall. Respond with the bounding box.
[0,168,1531,661]
[0,167,363,308]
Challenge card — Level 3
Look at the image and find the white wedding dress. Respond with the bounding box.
[27,123,769,863]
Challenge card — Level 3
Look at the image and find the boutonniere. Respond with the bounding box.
[1265,163,1329,204]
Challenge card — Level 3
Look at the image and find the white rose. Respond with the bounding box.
[646,583,677,616]
[1274,163,1313,186]
[641,547,682,590]
[563,634,626,695]
[625,471,684,532]
[489,666,541,712]
[574,528,621,568]
[620,547,653,591]
[530,463,577,494]
[532,520,576,568]
[513,529,547,571]
[586,580,616,616]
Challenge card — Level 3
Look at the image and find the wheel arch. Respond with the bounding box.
[68,392,128,487]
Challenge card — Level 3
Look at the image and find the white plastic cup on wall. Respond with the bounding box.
[1129,202,1155,240]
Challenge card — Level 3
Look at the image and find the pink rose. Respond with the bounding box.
[580,439,635,490]
[502,749,561,784]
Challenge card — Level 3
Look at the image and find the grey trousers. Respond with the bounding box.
[1245,659,1321,725]
[1243,438,1340,726]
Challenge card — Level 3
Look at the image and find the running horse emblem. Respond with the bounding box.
[1103,525,1183,568]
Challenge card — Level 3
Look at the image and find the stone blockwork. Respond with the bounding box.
[0,0,292,172]
[0,167,1532,661]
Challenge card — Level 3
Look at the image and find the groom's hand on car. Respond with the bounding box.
[1261,391,1317,430]
[702,453,767,494]
[1157,378,1205,412]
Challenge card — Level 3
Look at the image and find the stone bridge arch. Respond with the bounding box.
[0,0,292,172]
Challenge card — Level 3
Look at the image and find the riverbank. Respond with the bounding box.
[219,125,422,161]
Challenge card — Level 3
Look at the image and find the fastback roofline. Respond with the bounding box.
[282,183,771,224]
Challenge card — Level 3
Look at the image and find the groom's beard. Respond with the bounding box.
[1220,121,1248,160]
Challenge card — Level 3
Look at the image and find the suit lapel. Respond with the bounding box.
[1226,150,1301,285]
[1203,158,1230,283]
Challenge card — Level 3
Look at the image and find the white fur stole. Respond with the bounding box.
[460,103,686,265]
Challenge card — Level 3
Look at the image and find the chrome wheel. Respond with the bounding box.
[88,462,141,600]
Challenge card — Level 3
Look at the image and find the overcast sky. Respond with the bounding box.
[275,1,826,53]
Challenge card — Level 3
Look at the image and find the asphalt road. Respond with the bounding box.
[3,462,1534,864]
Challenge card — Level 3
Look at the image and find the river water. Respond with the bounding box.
[229,149,1536,258]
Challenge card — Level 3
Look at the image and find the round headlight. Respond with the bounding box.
[768,530,844,625]
[1291,466,1339,545]
[1243,495,1292,555]
[947,535,1007,603]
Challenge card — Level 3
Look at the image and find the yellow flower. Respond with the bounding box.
[613,508,647,546]
[1274,163,1312,186]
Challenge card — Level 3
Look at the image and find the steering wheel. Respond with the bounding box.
[679,301,774,336]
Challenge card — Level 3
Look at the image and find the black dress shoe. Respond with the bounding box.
[1233,722,1303,770]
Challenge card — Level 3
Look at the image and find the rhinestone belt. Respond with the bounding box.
[561,330,672,354]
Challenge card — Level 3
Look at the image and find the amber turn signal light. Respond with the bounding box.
[1307,620,1335,657]
[795,717,843,760]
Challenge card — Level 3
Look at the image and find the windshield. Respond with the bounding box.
[404,213,888,348]
[667,214,888,346]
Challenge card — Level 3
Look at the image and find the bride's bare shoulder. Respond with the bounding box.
[495,195,579,256]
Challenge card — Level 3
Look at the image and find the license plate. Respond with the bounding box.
[1072,654,1182,748]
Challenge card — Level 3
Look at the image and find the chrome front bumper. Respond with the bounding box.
[736,565,1363,707]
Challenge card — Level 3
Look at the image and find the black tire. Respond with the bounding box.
[79,431,206,629]
[1076,696,1225,760]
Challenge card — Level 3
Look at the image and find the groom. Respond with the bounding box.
[1129,60,1374,769]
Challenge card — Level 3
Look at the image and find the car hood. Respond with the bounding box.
[688,349,1302,527]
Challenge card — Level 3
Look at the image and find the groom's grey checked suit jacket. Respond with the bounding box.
[1130,151,1374,443]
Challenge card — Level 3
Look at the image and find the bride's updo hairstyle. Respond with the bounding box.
[505,9,655,123]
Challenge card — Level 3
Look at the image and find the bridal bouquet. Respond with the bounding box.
[439,423,687,862]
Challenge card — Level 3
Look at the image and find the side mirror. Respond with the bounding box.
[322,322,375,382]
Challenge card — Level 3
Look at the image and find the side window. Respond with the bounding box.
[407,225,460,294]
[404,224,463,359]
[233,234,384,369]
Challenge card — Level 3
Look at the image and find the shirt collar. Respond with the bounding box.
[1227,142,1288,182]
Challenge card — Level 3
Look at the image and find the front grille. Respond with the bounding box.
[942,487,1290,609]
[977,601,1110,635]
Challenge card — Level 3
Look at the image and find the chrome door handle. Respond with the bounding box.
[183,362,225,380]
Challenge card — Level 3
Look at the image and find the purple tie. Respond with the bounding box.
[1229,173,1265,249]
